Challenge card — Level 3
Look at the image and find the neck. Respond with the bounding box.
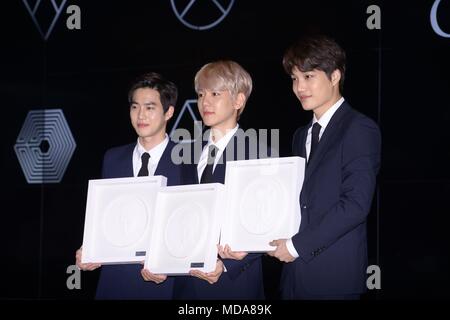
[314,94,342,120]
[210,123,236,143]
[139,132,166,151]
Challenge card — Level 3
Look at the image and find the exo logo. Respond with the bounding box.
[170,99,202,143]
[171,0,235,30]
[22,0,81,40]
[431,0,450,38]
[14,109,76,184]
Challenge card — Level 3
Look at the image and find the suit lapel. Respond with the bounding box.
[123,143,135,177]
[211,134,236,184]
[304,102,351,184]
[154,141,172,177]
[298,123,309,159]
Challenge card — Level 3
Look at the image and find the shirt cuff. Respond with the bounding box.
[286,239,299,259]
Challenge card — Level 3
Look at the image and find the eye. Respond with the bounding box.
[146,106,155,110]
[291,75,297,81]
[197,92,204,98]
[212,91,221,96]
[130,104,137,109]
[305,74,314,79]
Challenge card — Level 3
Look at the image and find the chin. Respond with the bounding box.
[202,120,214,127]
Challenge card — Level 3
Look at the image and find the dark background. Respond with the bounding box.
[1,0,449,300]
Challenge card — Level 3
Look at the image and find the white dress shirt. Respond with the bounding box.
[286,97,345,259]
[197,125,239,182]
[132,135,169,177]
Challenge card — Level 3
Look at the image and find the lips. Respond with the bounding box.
[137,123,149,128]
[300,95,311,101]
[203,111,214,116]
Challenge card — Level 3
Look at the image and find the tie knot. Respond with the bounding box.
[312,122,321,134]
[207,145,218,164]
[141,152,150,164]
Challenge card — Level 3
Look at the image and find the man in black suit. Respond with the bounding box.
[268,35,381,299]
[75,72,182,299]
[173,60,265,299]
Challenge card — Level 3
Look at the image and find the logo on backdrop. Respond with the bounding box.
[170,99,202,143]
[171,0,235,30]
[22,0,68,40]
[431,0,450,38]
[14,109,76,184]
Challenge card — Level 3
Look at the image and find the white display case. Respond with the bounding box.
[220,156,305,252]
[81,176,167,264]
[144,183,224,275]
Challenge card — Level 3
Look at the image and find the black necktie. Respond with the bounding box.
[200,145,218,184]
[309,122,321,163]
[138,152,150,176]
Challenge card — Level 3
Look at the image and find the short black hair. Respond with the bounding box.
[283,35,346,93]
[128,72,178,113]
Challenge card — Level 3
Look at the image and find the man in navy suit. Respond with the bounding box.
[268,35,381,299]
[75,72,182,299]
[173,60,265,299]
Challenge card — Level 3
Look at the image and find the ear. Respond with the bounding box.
[234,93,246,111]
[165,106,174,121]
[331,70,341,86]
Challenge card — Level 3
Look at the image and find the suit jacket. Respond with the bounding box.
[173,130,266,300]
[95,141,182,300]
[281,101,381,299]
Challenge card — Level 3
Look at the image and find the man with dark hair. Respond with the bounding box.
[268,35,381,300]
[75,72,182,299]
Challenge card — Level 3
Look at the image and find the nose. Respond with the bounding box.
[202,93,212,106]
[294,79,306,94]
[137,106,145,119]
[199,94,211,111]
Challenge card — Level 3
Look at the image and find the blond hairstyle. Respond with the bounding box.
[194,60,252,119]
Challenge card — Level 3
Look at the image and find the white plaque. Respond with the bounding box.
[144,183,224,275]
[81,176,167,264]
[220,157,305,252]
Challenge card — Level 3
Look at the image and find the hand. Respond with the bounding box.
[190,259,224,284]
[218,244,247,260]
[267,239,295,263]
[141,267,167,284]
[75,247,101,271]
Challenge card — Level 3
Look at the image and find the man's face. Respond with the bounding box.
[130,88,172,140]
[197,88,241,132]
[291,67,340,119]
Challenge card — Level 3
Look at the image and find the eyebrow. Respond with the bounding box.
[130,101,157,105]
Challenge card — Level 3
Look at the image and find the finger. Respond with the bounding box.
[141,270,150,281]
[220,251,230,259]
[155,274,167,282]
[190,271,208,282]
[217,244,226,258]
[218,248,226,259]
[86,263,101,271]
[234,251,247,260]
[222,245,232,258]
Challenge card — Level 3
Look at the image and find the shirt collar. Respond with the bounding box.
[313,97,345,130]
[207,124,239,153]
[136,134,169,164]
